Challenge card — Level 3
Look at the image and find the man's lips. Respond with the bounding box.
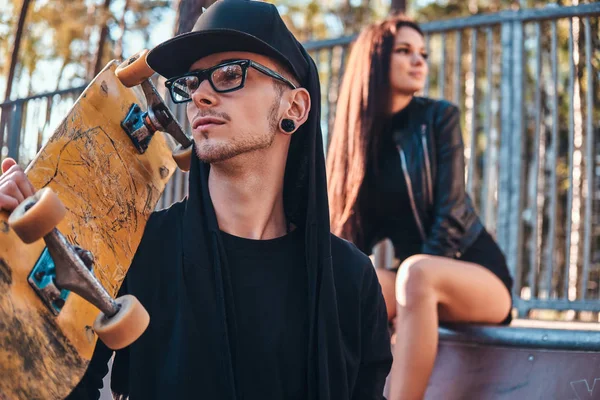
[192,117,226,130]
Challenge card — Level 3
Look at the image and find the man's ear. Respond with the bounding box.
[279,88,310,135]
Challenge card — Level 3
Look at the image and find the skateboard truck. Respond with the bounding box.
[121,80,192,155]
[11,189,119,318]
[10,188,149,350]
[28,248,72,315]
[29,228,120,319]
[117,50,194,171]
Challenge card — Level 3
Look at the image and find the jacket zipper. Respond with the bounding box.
[421,124,433,206]
[397,144,427,241]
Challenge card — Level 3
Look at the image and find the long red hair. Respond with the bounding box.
[326,15,423,247]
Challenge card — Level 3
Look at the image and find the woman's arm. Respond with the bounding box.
[421,103,470,258]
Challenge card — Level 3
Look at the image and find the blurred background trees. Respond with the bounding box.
[1,0,526,100]
[1,0,171,99]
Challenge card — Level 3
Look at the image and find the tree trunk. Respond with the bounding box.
[92,0,113,78]
[83,3,96,79]
[1,0,31,160]
[4,0,32,101]
[174,0,216,35]
[390,0,407,14]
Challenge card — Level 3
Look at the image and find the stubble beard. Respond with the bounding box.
[195,95,281,164]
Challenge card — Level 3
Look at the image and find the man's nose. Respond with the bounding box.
[191,79,218,107]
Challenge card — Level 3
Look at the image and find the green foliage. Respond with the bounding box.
[0,0,172,97]
[269,0,390,42]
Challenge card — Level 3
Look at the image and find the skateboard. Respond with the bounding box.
[0,50,193,399]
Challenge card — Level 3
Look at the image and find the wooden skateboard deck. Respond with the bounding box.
[0,60,177,399]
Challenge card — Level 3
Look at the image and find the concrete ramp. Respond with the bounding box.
[425,322,600,400]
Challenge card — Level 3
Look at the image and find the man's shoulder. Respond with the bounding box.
[127,199,187,280]
[329,233,373,280]
[144,198,187,236]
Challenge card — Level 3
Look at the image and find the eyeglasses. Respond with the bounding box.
[164,59,297,104]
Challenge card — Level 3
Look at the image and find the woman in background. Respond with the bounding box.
[326,15,513,400]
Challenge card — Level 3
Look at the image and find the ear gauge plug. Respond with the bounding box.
[281,119,295,133]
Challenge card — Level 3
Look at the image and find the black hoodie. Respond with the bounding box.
[67,14,391,400]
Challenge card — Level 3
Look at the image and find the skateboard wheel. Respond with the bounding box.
[172,144,192,172]
[93,295,149,350]
[8,188,66,244]
[116,49,155,87]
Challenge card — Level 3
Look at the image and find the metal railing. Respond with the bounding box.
[1,3,599,318]
[309,3,600,318]
[0,85,86,163]
[416,3,600,318]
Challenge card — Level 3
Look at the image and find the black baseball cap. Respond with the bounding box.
[147,0,308,83]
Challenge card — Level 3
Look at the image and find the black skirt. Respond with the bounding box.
[458,228,513,325]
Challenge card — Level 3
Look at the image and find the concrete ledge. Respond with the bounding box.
[425,323,600,399]
[439,321,600,352]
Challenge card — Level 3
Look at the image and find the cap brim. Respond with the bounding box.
[147,29,299,79]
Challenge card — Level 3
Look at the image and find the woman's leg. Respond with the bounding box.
[375,268,397,321]
[388,254,512,400]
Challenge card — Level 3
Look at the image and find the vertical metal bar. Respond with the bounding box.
[338,46,348,83]
[319,49,328,150]
[159,94,176,209]
[314,50,323,142]
[175,102,189,205]
[508,20,525,295]
[563,18,575,300]
[8,102,23,163]
[481,27,494,227]
[36,97,47,152]
[582,17,593,300]
[424,35,431,96]
[545,20,559,298]
[0,105,14,160]
[0,104,10,160]
[5,107,12,159]
[162,172,174,210]
[328,46,345,149]
[453,31,462,106]
[529,22,543,299]
[21,99,31,163]
[497,22,513,258]
[325,47,335,144]
[373,239,394,270]
[183,170,189,201]
[467,28,478,197]
[439,33,446,99]
[181,103,190,201]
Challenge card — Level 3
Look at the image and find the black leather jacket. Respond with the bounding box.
[392,96,483,258]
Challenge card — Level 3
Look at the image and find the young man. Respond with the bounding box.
[0,1,392,398]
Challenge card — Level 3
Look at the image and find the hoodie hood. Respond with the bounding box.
[179,36,348,400]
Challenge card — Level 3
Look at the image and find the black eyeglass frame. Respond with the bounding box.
[164,59,298,104]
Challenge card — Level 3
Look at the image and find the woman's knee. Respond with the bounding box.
[395,255,437,308]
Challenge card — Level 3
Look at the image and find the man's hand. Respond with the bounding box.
[0,158,35,212]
